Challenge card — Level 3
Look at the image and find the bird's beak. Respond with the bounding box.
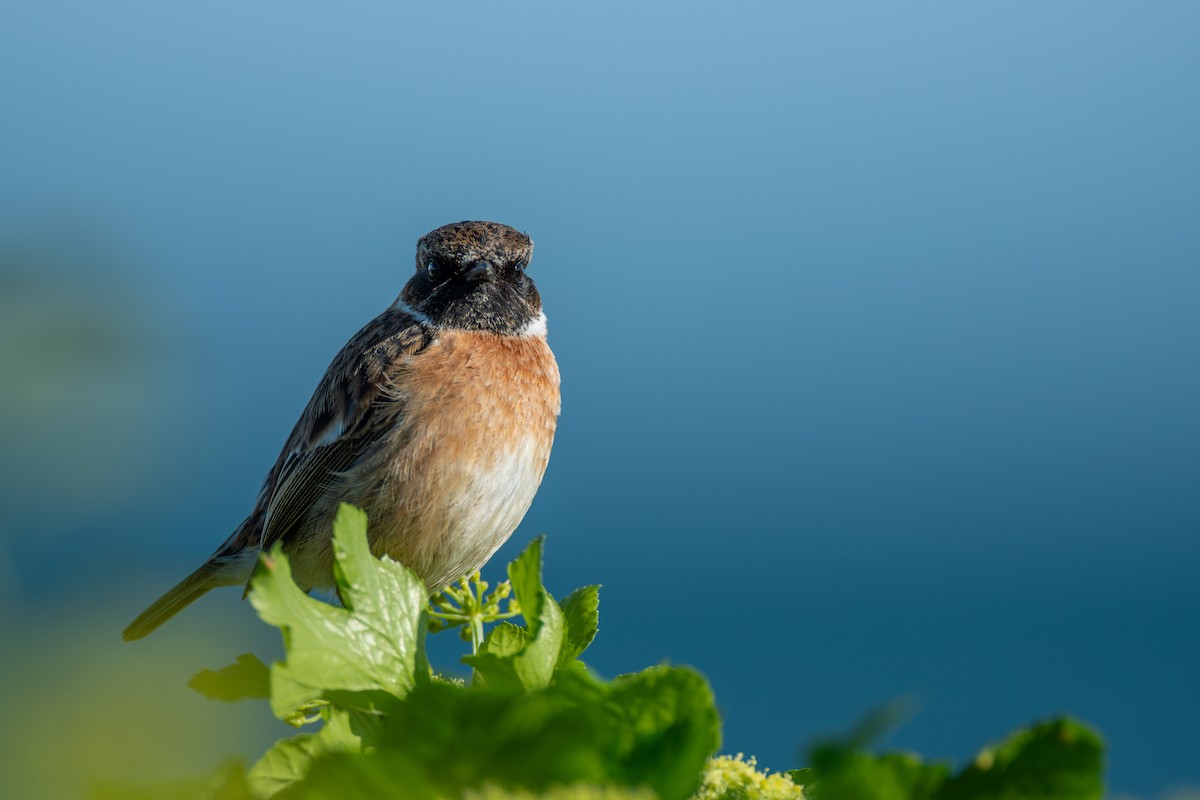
[464,260,496,283]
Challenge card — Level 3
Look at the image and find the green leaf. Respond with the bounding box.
[480,621,528,658]
[188,653,270,703]
[603,666,722,800]
[297,679,611,797]
[247,708,361,797]
[278,750,442,800]
[462,787,655,800]
[504,535,565,682]
[558,584,601,666]
[935,717,1105,800]
[249,503,430,719]
[804,750,950,800]
[464,536,565,692]
[295,663,720,800]
[798,714,1105,800]
[787,768,814,787]
[798,699,946,800]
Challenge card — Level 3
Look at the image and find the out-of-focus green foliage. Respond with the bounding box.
[0,615,269,799]
[111,504,1107,800]
[0,237,165,523]
[189,653,271,703]
[791,716,1104,800]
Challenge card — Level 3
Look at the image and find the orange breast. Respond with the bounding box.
[361,329,560,589]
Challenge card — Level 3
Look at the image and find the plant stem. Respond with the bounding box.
[471,616,485,655]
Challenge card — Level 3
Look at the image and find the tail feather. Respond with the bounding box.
[123,514,262,641]
[122,565,221,641]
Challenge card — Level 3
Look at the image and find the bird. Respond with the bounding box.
[123,220,560,641]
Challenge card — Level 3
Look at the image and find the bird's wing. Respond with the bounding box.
[253,306,433,556]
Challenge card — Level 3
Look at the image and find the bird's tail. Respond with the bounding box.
[123,512,263,641]
[122,545,258,641]
[122,563,224,641]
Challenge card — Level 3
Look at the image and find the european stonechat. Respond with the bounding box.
[124,221,560,641]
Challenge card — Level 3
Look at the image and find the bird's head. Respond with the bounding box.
[400,221,543,335]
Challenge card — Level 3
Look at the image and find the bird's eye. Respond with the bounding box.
[425,261,439,280]
[513,259,528,273]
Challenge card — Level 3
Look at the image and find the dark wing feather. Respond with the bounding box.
[254,306,432,555]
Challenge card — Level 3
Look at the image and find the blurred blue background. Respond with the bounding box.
[2,2,1197,797]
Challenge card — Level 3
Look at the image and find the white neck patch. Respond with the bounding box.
[391,297,436,327]
[517,310,548,338]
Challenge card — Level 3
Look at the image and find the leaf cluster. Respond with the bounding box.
[116,504,1108,800]
[180,504,720,800]
[789,710,1105,800]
